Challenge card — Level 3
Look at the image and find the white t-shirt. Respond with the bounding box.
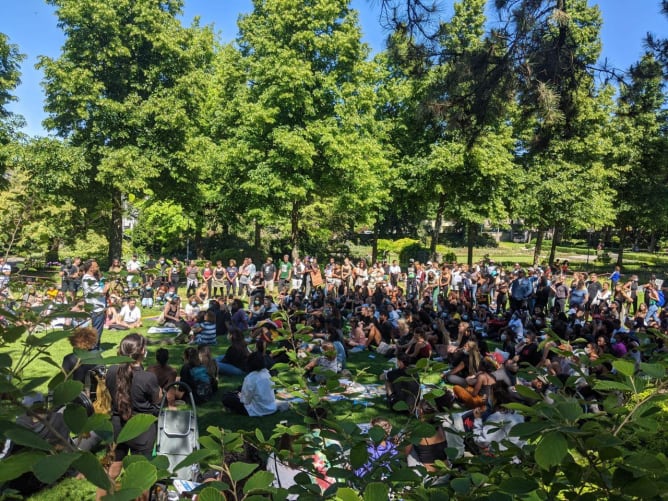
[240,369,276,416]
[119,304,142,324]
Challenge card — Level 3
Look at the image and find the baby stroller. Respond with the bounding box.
[155,382,200,481]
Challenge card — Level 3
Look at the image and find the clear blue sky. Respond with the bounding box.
[1,0,666,137]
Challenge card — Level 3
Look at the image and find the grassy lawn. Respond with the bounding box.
[3,299,414,500]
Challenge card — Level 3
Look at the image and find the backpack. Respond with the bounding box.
[656,290,665,308]
[85,365,112,415]
[190,366,213,404]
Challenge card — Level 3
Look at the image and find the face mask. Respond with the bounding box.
[463,349,469,355]
[191,301,197,306]
[462,315,469,321]
[585,347,591,354]
[500,334,507,342]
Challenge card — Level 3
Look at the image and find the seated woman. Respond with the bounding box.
[178,346,215,404]
[405,402,449,473]
[101,333,161,499]
[452,357,497,409]
[147,348,177,407]
[345,317,367,349]
[222,351,276,416]
[215,329,250,377]
[402,329,432,364]
[472,382,525,454]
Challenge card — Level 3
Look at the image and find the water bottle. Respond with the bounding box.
[190,463,200,482]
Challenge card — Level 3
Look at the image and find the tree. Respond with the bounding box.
[0,138,88,260]
[39,0,214,264]
[420,0,516,263]
[0,32,25,186]
[209,0,391,256]
[613,53,668,261]
[503,0,618,265]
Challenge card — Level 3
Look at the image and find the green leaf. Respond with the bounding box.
[243,470,274,494]
[229,461,258,482]
[0,451,45,482]
[121,461,157,492]
[594,380,633,392]
[64,403,89,434]
[82,413,113,435]
[4,427,53,452]
[116,414,156,444]
[513,384,542,401]
[639,362,665,378]
[73,451,111,491]
[335,487,362,501]
[52,380,83,407]
[499,476,539,494]
[612,360,635,377]
[451,477,471,494]
[197,486,226,501]
[535,432,568,470]
[23,376,52,394]
[173,448,217,472]
[364,482,389,501]
[349,441,368,469]
[33,452,81,484]
[510,421,550,439]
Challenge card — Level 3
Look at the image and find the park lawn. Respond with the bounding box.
[6,306,427,500]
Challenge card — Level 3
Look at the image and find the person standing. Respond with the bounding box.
[126,254,142,290]
[60,257,81,301]
[277,255,292,293]
[262,257,277,295]
[169,257,182,291]
[185,260,200,298]
[81,259,111,350]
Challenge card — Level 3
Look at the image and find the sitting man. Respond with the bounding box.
[117,298,143,328]
[381,353,420,413]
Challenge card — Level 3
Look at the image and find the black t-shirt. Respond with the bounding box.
[378,319,393,343]
[106,365,160,418]
[387,367,420,409]
[62,353,98,396]
[224,345,249,371]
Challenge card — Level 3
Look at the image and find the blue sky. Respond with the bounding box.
[1,0,666,137]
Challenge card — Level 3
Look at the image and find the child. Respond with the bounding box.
[190,310,217,346]
[354,417,398,478]
[305,342,341,383]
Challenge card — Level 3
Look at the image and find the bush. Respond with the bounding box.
[399,242,429,264]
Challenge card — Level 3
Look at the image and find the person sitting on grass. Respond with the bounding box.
[222,351,276,416]
[215,329,250,377]
[382,352,421,413]
[190,310,217,346]
[304,342,341,384]
[147,347,177,408]
[354,417,399,479]
[177,346,214,404]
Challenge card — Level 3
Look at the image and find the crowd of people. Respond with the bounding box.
[4,252,668,497]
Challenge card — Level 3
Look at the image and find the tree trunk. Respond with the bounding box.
[290,201,300,259]
[548,226,560,265]
[430,192,446,260]
[254,219,261,251]
[371,232,378,264]
[533,229,544,266]
[648,231,657,253]
[616,229,625,268]
[108,189,123,266]
[195,218,205,259]
[45,237,61,264]
[466,222,475,267]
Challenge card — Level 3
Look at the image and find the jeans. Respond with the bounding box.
[91,310,105,350]
[216,356,246,377]
[645,304,660,325]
